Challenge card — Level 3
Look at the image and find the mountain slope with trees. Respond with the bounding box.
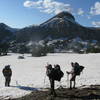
[0,12,100,55]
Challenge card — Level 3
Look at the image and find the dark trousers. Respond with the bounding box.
[5,76,11,87]
[49,78,56,96]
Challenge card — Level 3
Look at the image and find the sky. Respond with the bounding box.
[0,0,100,28]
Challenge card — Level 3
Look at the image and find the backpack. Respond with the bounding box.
[74,65,84,76]
[46,64,64,81]
[53,65,64,81]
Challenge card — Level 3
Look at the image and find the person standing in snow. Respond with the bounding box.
[46,64,56,96]
[46,64,64,96]
[66,62,77,89]
[66,62,84,89]
[2,65,12,87]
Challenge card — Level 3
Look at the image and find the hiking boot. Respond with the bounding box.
[73,86,77,89]
[49,91,57,97]
[53,92,57,97]
[69,87,72,90]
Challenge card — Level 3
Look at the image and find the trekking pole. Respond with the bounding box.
[67,73,69,88]
[43,63,48,87]
[43,73,47,87]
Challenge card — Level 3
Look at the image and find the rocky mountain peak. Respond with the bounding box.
[55,11,75,21]
[1,11,99,43]
[40,11,76,31]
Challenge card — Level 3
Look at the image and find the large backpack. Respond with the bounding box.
[53,64,64,81]
[74,64,84,76]
[46,64,64,81]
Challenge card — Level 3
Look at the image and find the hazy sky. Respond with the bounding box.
[0,0,100,28]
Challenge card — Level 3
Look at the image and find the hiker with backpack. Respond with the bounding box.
[46,64,64,96]
[66,62,84,89]
[2,65,12,87]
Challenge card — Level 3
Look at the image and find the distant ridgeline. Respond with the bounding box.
[0,12,100,56]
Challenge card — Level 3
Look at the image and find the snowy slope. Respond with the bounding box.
[0,53,100,99]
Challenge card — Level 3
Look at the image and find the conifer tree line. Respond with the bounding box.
[1,39,100,57]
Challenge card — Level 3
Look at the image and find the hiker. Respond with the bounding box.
[2,65,12,87]
[46,64,64,96]
[66,62,84,89]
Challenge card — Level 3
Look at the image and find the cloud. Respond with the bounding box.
[77,8,84,15]
[24,1,34,7]
[90,2,100,15]
[24,0,43,8]
[23,0,72,14]
[92,21,100,27]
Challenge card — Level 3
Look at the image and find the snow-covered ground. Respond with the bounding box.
[0,53,100,99]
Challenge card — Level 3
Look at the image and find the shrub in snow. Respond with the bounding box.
[31,44,47,57]
[86,46,100,53]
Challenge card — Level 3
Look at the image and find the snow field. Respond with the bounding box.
[0,53,100,99]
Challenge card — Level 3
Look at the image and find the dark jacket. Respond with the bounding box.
[2,66,12,77]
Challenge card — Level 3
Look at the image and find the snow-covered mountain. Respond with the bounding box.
[40,11,76,28]
[0,12,100,43]
[0,12,100,53]
[15,11,100,43]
